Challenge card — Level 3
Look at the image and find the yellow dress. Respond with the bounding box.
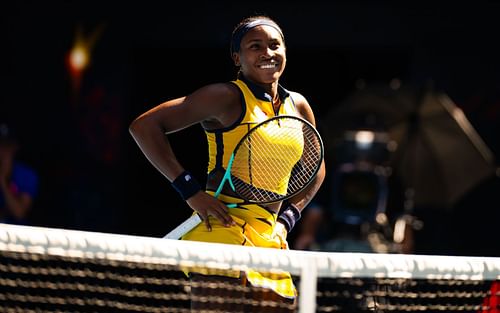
[181,76,300,299]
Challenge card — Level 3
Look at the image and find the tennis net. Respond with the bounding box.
[0,223,499,312]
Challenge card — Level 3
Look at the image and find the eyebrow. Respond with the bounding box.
[244,37,281,44]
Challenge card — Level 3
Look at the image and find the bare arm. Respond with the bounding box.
[129,83,241,230]
[273,92,326,240]
[288,91,326,211]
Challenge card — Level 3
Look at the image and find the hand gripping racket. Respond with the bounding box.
[164,115,324,239]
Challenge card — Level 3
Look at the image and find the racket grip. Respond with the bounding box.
[164,204,237,239]
[163,214,202,240]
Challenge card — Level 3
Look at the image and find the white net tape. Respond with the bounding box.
[2,223,499,280]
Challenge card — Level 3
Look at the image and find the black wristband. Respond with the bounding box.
[277,203,301,232]
[171,171,202,200]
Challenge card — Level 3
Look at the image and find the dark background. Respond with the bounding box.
[1,1,499,256]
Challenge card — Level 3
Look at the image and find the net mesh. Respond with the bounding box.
[1,223,499,313]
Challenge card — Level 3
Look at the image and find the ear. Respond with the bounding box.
[232,53,241,67]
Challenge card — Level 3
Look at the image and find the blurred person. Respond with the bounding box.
[130,15,325,312]
[0,122,39,225]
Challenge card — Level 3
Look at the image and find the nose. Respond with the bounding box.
[261,47,273,59]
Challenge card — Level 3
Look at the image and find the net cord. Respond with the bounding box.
[2,223,500,280]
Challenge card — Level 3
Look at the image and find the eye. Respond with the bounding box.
[250,43,261,50]
[270,42,280,50]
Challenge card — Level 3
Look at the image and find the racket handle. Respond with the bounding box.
[163,204,238,239]
[163,214,202,239]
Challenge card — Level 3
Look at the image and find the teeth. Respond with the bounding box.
[260,64,277,69]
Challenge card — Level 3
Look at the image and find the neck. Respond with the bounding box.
[272,95,281,115]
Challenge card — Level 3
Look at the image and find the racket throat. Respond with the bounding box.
[214,154,237,198]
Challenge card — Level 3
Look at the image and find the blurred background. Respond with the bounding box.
[1,1,499,256]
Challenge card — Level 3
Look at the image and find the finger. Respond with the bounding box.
[211,207,235,227]
[202,215,212,232]
[218,205,236,226]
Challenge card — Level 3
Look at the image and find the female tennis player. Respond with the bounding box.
[129,15,326,312]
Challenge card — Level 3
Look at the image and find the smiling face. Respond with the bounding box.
[232,25,286,85]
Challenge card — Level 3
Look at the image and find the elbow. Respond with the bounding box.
[129,117,145,139]
[129,115,166,143]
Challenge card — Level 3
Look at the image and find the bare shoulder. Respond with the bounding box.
[289,91,308,104]
[289,91,316,126]
[188,81,242,128]
[181,81,240,114]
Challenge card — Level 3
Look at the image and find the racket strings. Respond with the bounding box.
[287,126,322,193]
[231,117,322,203]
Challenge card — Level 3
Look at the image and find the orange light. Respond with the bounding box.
[69,45,89,72]
[67,24,104,76]
[66,24,105,98]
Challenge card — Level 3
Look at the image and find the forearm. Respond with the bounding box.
[277,160,326,232]
[287,160,326,211]
[129,117,185,182]
[129,111,236,229]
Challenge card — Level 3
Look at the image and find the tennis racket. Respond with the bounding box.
[164,115,324,239]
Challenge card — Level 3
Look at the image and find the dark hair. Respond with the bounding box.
[230,16,285,56]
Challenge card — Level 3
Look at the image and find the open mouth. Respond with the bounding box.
[259,63,279,69]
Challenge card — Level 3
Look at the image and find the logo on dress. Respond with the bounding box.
[254,106,268,121]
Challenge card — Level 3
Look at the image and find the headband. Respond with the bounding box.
[230,19,284,56]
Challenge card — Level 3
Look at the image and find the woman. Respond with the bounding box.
[130,15,326,312]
